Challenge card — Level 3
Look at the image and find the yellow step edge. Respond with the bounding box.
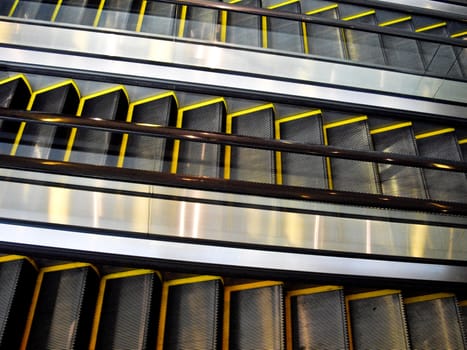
[40,262,99,275]
[262,15,268,48]
[275,109,322,127]
[0,73,32,93]
[220,10,228,42]
[346,289,401,301]
[171,97,226,174]
[178,5,188,37]
[306,4,338,15]
[324,115,367,129]
[135,0,147,32]
[225,103,275,179]
[459,138,467,145]
[404,292,455,304]
[378,16,411,27]
[302,22,309,54]
[164,275,223,287]
[268,0,300,10]
[459,300,467,307]
[50,0,64,22]
[225,280,283,293]
[8,0,20,17]
[0,254,38,270]
[342,9,375,21]
[415,128,455,140]
[451,31,467,38]
[101,269,160,281]
[287,285,343,297]
[415,21,447,32]
[93,0,107,27]
[370,121,412,135]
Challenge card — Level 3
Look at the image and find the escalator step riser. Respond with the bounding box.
[92,270,162,350]
[346,290,410,350]
[0,256,37,350]
[23,263,99,350]
[287,286,349,350]
[159,276,223,350]
[405,294,467,349]
[225,281,285,350]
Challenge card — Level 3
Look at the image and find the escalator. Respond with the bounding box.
[0,254,466,349]
[1,0,465,78]
[1,72,466,203]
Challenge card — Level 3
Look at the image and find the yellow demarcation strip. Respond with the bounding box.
[274,110,321,184]
[93,0,107,27]
[346,289,401,301]
[286,285,343,349]
[459,138,467,145]
[451,31,467,38]
[267,0,299,10]
[306,4,338,15]
[415,128,455,140]
[135,0,147,32]
[224,103,275,179]
[10,80,80,157]
[178,5,188,37]
[262,16,268,48]
[0,254,38,269]
[8,0,20,17]
[0,74,32,92]
[302,22,309,54]
[90,269,160,349]
[64,85,128,162]
[342,9,375,21]
[404,293,454,304]
[378,16,411,27]
[323,115,368,189]
[21,262,98,350]
[459,300,467,307]
[370,121,412,135]
[50,0,63,22]
[224,280,283,350]
[221,0,245,42]
[157,275,222,350]
[415,21,447,32]
[171,97,226,174]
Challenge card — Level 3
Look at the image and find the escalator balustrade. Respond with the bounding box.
[405,293,467,350]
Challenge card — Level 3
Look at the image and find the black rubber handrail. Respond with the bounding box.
[1,108,466,173]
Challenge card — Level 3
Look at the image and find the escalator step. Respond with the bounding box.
[225,104,275,183]
[178,0,220,40]
[370,122,427,198]
[64,85,129,166]
[405,293,467,349]
[460,138,467,160]
[9,0,58,21]
[90,269,162,350]
[460,300,467,337]
[286,285,348,350]
[221,0,262,47]
[53,0,100,26]
[12,80,80,160]
[415,128,467,202]
[158,275,223,350]
[0,255,37,350]
[94,0,144,30]
[275,110,327,188]
[346,290,409,350]
[0,74,32,154]
[224,281,285,350]
[172,97,226,177]
[122,92,177,171]
[21,262,100,350]
[265,0,304,53]
[323,115,380,194]
[139,0,177,35]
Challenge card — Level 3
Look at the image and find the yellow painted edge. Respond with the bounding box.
[223,284,231,350]
[451,31,467,38]
[370,121,412,135]
[378,16,411,27]
[93,0,106,27]
[20,269,45,350]
[459,300,467,306]
[415,128,455,140]
[0,254,38,270]
[165,275,222,287]
[117,133,128,168]
[172,97,226,174]
[224,280,282,293]
[10,121,26,156]
[128,91,177,115]
[285,291,293,350]
[80,85,129,102]
[157,281,171,350]
[287,285,343,297]
[178,5,188,37]
[276,110,322,125]
[0,74,32,94]
[404,292,455,304]
[342,9,375,21]
[302,22,309,54]
[89,277,107,350]
[220,10,228,42]
[415,21,447,32]
[32,79,81,97]
[8,0,20,17]
[346,289,401,301]
[324,115,367,129]
[345,297,355,350]
[267,0,300,10]
[459,138,467,145]
[323,127,333,190]
[306,4,338,15]
[135,0,147,32]
[262,16,268,48]
[50,0,63,22]
[229,103,275,118]
[40,261,98,274]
